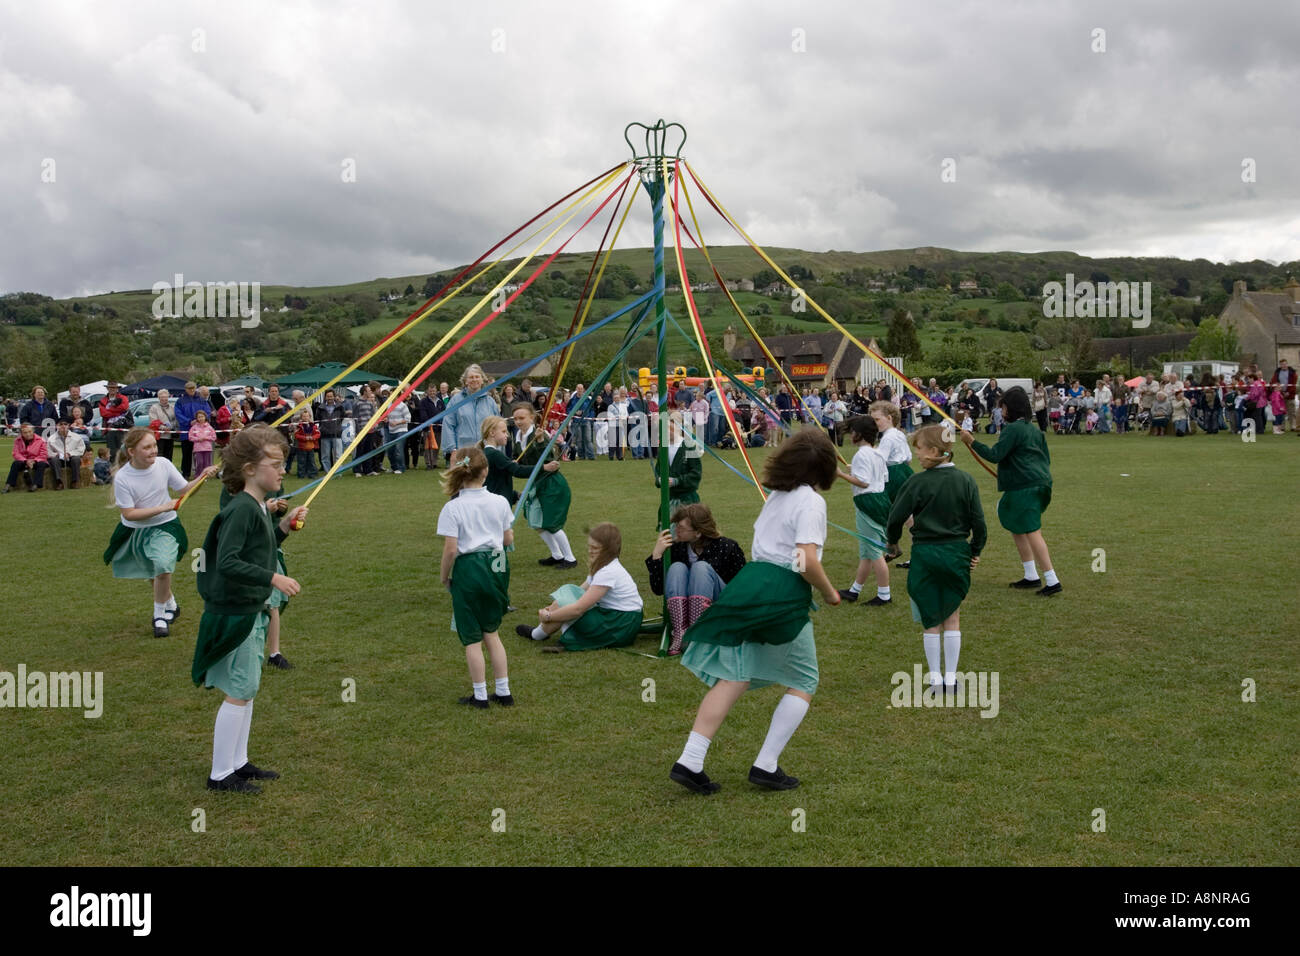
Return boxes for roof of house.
[728,331,860,378]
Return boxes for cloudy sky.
[2,0,1297,299]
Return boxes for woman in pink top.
[188,410,218,478]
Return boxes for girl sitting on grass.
[515,522,643,653]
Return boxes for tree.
[1186,316,1239,360]
[0,327,53,395]
[403,284,415,297]
[885,310,923,362]
[752,268,779,289]
[45,314,132,387]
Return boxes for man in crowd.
[98,382,130,461]
[315,388,346,473]
[1271,359,1297,433]
[46,418,86,490]
[175,381,207,478]
[568,384,595,460]
[59,384,94,427]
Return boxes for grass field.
[1,431,1296,866]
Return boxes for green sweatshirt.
[483,444,529,504]
[653,444,702,499]
[197,491,288,615]
[886,464,987,556]
[971,419,1052,492]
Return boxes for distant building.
[727,330,861,393]
[1218,278,1300,369]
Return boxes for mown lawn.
[1,430,1295,865]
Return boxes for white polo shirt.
[850,444,887,495]
[752,484,827,563]
[436,487,513,553]
[585,558,643,612]
[113,459,188,528]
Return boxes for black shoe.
[1009,578,1041,589]
[864,596,891,606]
[489,693,514,706]
[670,762,720,795]
[515,624,538,639]
[207,774,261,794]
[458,695,490,709]
[537,556,560,566]
[1036,582,1063,596]
[164,604,180,621]
[267,652,293,670]
[748,765,800,790]
[0,486,9,494]
[233,762,280,781]
[152,618,170,638]
[897,560,911,569]
[556,559,578,570]
[837,588,859,603]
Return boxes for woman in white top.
[516,522,643,652]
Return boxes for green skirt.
[885,461,914,503]
[997,484,1051,534]
[450,550,510,646]
[682,561,812,648]
[550,583,641,650]
[193,611,265,697]
[523,471,571,533]
[906,540,971,628]
[104,520,188,579]
[265,550,289,611]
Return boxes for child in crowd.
[961,386,1060,596]
[191,426,307,793]
[516,522,643,652]
[104,427,216,637]
[293,410,320,478]
[92,447,113,485]
[1269,385,1287,435]
[510,403,577,568]
[887,425,986,694]
[1085,408,1099,433]
[438,445,514,708]
[670,428,842,795]
[836,415,892,607]
[189,409,218,478]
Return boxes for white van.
[956,377,1035,400]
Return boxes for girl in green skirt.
[515,522,643,652]
[220,482,293,669]
[960,386,1061,596]
[478,414,559,508]
[670,427,843,795]
[105,426,216,638]
[191,426,307,793]
[510,403,577,569]
[438,445,515,708]
[886,425,986,695]
[835,416,893,606]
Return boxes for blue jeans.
[386,430,407,471]
[665,559,724,602]
[572,418,594,459]
[296,449,317,478]
[320,436,343,473]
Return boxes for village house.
[1218,278,1300,369]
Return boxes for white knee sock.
[530,624,548,640]
[472,681,488,701]
[942,630,961,684]
[233,699,254,769]
[924,633,941,684]
[754,694,810,772]
[1022,560,1039,581]
[538,531,563,560]
[494,677,511,697]
[877,585,891,600]
[551,530,576,562]
[211,701,244,781]
[678,730,711,773]
[1043,568,1059,586]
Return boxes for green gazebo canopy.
[273,362,400,390]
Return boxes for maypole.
[625,119,686,656]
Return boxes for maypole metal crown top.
[624,119,686,182]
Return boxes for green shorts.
[203,612,269,700]
[997,485,1052,534]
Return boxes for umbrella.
[1125,376,1145,388]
